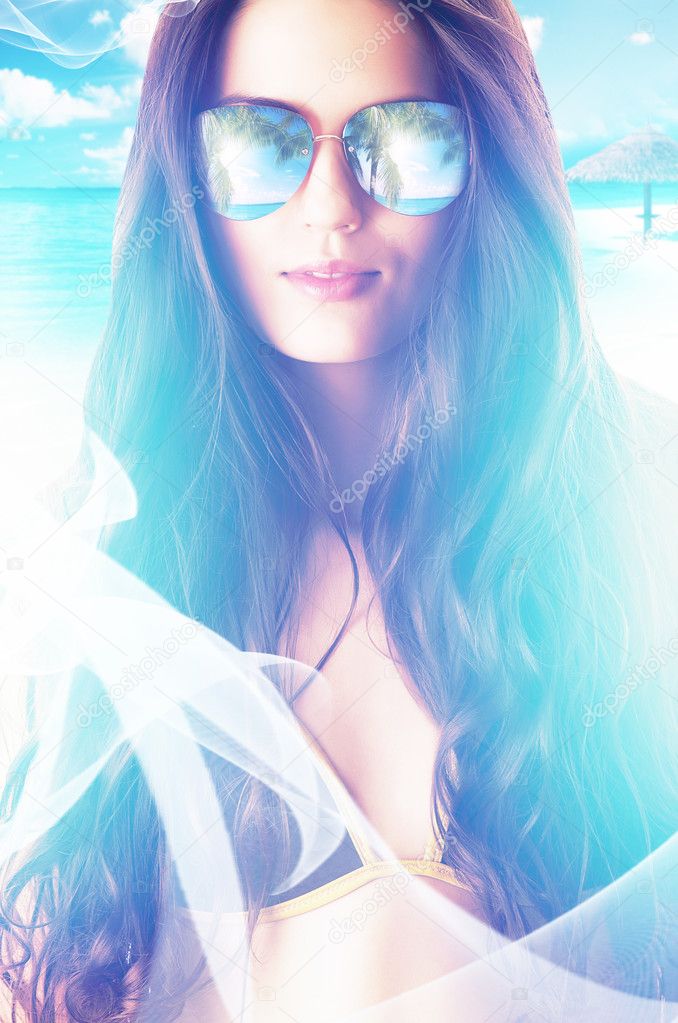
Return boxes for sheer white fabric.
[1,364,676,1022]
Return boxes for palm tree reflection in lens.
[194,101,470,219]
[195,105,312,219]
[345,102,470,213]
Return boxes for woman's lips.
[281,271,380,301]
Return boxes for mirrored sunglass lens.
[193,104,313,221]
[343,101,471,215]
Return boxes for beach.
[573,195,678,402]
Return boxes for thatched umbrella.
[565,128,678,238]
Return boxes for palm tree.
[195,102,469,214]
[344,105,403,206]
[195,105,311,212]
[344,102,468,209]
[399,102,468,168]
[274,111,314,165]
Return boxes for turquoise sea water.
[566,181,678,210]
[1,182,677,371]
[225,195,451,218]
[0,188,119,361]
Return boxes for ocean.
[1,181,677,400]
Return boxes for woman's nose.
[296,135,365,231]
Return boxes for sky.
[0,0,677,188]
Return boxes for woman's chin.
[264,336,388,364]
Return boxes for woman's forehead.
[201,0,446,128]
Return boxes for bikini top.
[174,717,471,925]
[249,716,472,922]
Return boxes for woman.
[2,0,677,1019]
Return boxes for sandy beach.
[574,201,678,403]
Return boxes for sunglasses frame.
[192,95,474,220]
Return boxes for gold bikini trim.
[178,717,463,925]
[179,858,472,925]
[256,858,472,921]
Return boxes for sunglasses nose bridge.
[300,132,352,165]
[309,132,350,158]
[303,131,359,190]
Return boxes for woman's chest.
[177,874,484,1023]
[282,530,446,861]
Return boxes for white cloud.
[521,16,544,53]
[80,131,97,141]
[0,68,108,128]
[629,30,653,45]
[556,126,578,145]
[653,98,678,124]
[0,68,141,129]
[119,4,161,68]
[80,125,134,183]
[80,77,142,111]
[555,115,610,146]
[89,9,112,26]
[7,124,31,140]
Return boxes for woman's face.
[201,0,455,363]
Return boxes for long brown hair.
[2,0,676,1018]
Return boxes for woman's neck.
[279,344,404,530]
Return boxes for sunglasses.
[192,98,473,221]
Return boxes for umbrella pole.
[643,181,652,239]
